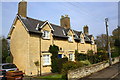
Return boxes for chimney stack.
[18,0,27,17]
[60,15,70,29]
[83,25,89,35]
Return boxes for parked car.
[0,63,18,80]
[0,63,18,72]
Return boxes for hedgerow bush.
[49,45,59,73]
[79,60,91,66]
[49,45,68,73]
[6,56,12,63]
[75,50,109,64]
[111,52,120,58]
[75,50,87,61]
[61,61,84,79]
[57,57,68,73]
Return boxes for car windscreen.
[2,64,17,69]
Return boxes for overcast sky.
[2,1,118,38]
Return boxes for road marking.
[108,71,120,80]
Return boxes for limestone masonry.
[8,1,97,75]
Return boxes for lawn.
[36,74,65,80]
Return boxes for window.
[68,35,73,42]
[81,37,84,43]
[62,30,66,35]
[91,40,94,44]
[74,34,78,39]
[58,54,62,58]
[43,54,50,65]
[42,30,50,39]
[69,53,74,61]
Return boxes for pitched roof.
[9,14,93,42]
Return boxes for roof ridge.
[73,29,82,33]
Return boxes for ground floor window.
[69,53,74,61]
[58,54,62,58]
[43,54,50,65]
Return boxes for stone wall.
[68,57,120,80]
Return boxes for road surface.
[80,62,120,80]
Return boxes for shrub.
[49,45,59,73]
[61,61,84,79]
[87,50,94,55]
[75,50,87,61]
[6,56,12,63]
[51,58,59,73]
[111,52,120,58]
[57,57,68,73]
[79,60,91,66]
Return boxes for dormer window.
[91,40,94,44]
[42,30,50,39]
[81,37,84,43]
[74,34,78,39]
[62,30,66,35]
[68,35,73,42]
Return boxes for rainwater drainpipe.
[39,33,42,76]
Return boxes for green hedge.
[79,60,91,66]
[61,61,84,79]
[6,56,12,63]
[75,50,87,61]
[75,50,109,64]
[111,52,120,58]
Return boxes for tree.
[95,34,114,53]
[112,27,120,56]
[1,36,9,63]
[112,27,120,40]
[95,34,108,51]
[95,27,120,58]
[49,45,59,73]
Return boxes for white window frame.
[68,35,73,42]
[42,30,50,39]
[81,37,84,43]
[69,53,74,61]
[43,54,51,66]
[91,40,94,44]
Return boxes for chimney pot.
[65,15,68,17]
[61,15,64,18]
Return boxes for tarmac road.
[80,62,120,80]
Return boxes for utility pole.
[118,25,120,62]
[105,18,112,66]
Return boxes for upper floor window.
[68,35,73,42]
[74,34,78,39]
[81,37,84,43]
[42,30,50,39]
[91,40,94,44]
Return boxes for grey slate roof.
[18,15,92,42]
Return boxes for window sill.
[68,41,73,43]
[81,43,84,44]
[42,38,50,40]
[43,64,51,67]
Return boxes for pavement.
[80,62,120,80]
